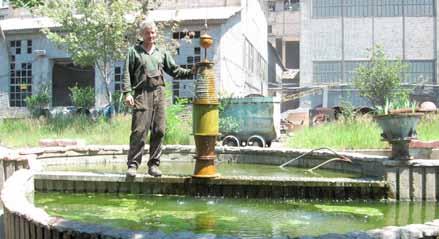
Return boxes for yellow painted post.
[192,33,220,178]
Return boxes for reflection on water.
[45,160,360,178]
[35,192,439,238]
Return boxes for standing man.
[122,20,193,177]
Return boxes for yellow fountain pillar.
[192,33,219,178]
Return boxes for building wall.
[219,13,245,97]
[300,0,437,109]
[344,18,372,60]
[158,0,241,9]
[266,0,301,69]
[240,0,268,96]
[0,32,70,117]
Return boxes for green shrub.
[112,91,128,114]
[164,98,192,145]
[69,85,95,109]
[353,46,408,109]
[25,89,50,118]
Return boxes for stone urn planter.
[374,112,423,160]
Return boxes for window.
[268,25,272,34]
[176,48,180,55]
[284,0,300,11]
[344,0,374,17]
[312,0,342,18]
[404,0,434,17]
[243,38,266,76]
[173,32,179,39]
[10,62,32,107]
[268,1,276,11]
[27,40,32,54]
[344,61,368,84]
[194,47,201,55]
[10,40,21,55]
[313,0,433,18]
[114,66,122,92]
[374,0,403,17]
[313,61,342,84]
[404,61,434,84]
[173,31,201,40]
[194,31,201,39]
[187,56,194,64]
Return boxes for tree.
[353,46,408,109]
[35,0,140,106]
[36,0,186,108]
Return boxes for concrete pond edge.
[2,144,439,238]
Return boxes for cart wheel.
[222,135,240,147]
[247,135,265,148]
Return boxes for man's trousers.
[127,86,166,168]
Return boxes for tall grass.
[417,113,439,141]
[0,103,193,147]
[287,114,439,150]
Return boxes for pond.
[35,192,438,238]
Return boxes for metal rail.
[279,147,352,168]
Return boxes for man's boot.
[148,165,162,177]
[126,165,137,177]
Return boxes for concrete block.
[128,182,140,194]
[64,180,74,192]
[399,167,411,201]
[74,181,85,193]
[96,182,107,193]
[24,220,29,239]
[86,181,96,193]
[43,227,51,239]
[424,167,436,201]
[19,216,24,239]
[411,167,424,201]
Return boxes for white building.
[152,0,269,101]
[0,0,271,118]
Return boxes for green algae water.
[35,192,439,238]
[45,161,360,178]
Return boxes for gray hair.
[139,19,157,32]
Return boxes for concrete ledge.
[14,144,389,177]
[34,172,388,200]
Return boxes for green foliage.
[35,0,139,103]
[164,97,192,145]
[286,113,439,149]
[69,85,95,109]
[338,100,356,122]
[375,95,417,115]
[417,113,439,141]
[25,87,50,117]
[287,116,387,149]
[218,97,240,134]
[112,91,128,114]
[10,0,42,8]
[353,46,408,109]
[314,205,383,217]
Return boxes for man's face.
[143,27,157,45]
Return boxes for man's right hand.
[125,94,134,107]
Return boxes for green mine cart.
[219,96,281,147]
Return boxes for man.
[122,20,193,177]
